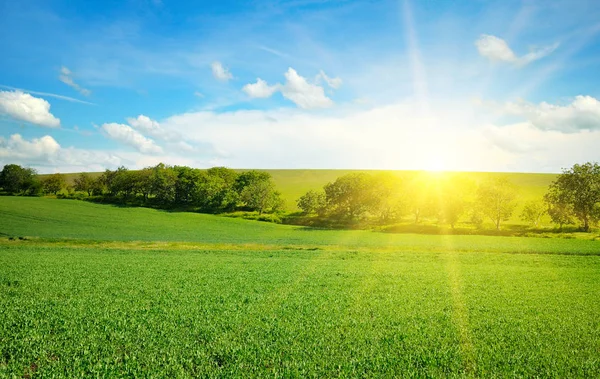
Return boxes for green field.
[2,197,600,377]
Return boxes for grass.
[1,244,599,377]
[2,197,600,252]
[1,196,600,377]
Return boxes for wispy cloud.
[59,66,92,96]
[0,85,95,105]
[211,61,233,81]
[475,34,559,67]
[315,70,342,89]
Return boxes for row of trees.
[3,161,600,231]
[296,162,600,231]
[75,164,284,214]
[0,164,284,214]
[296,172,518,229]
[0,164,67,196]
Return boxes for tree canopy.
[545,162,600,231]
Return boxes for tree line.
[296,162,600,231]
[2,161,600,231]
[0,163,284,215]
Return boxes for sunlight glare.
[424,154,448,173]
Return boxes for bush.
[224,211,282,224]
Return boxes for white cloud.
[475,34,558,66]
[240,68,335,109]
[0,134,60,160]
[242,78,279,98]
[0,90,61,127]
[159,101,509,171]
[501,96,600,132]
[101,122,163,154]
[482,123,600,172]
[211,61,233,81]
[5,96,600,174]
[126,115,182,143]
[126,114,160,134]
[315,70,343,89]
[280,68,333,109]
[0,134,123,172]
[59,66,92,96]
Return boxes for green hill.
[1,196,598,254]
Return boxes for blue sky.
[1,0,600,173]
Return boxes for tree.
[405,173,438,224]
[520,200,546,227]
[0,164,39,194]
[544,162,600,232]
[236,171,282,214]
[173,166,202,205]
[544,196,574,231]
[297,190,326,215]
[198,167,239,211]
[476,177,518,230]
[42,173,66,195]
[73,173,97,196]
[133,168,153,201]
[100,169,119,196]
[115,168,137,199]
[323,173,375,220]
[151,163,178,205]
[437,175,475,229]
[370,173,406,223]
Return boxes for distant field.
[43,169,558,216]
[1,197,599,252]
[2,197,599,377]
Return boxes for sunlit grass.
[1,244,599,377]
[1,196,600,376]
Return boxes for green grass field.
[2,197,600,377]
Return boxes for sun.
[423,154,449,173]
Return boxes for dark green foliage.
[41,173,66,195]
[51,164,279,215]
[132,168,153,201]
[296,190,326,215]
[73,173,97,196]
[236,171,283,214]
[173,165,203,205]
[0,164,40,195]
[149,163,178,205]
[198,167,239,211]
[545,162,600,231]
[323,173,375,220]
